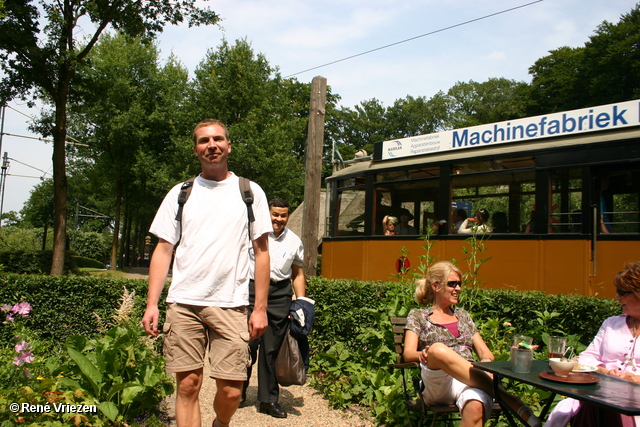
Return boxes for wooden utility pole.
[302,76,327,277]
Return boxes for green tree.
[186,39,311,204]
[68,33,190,269]
[583,5,640,105]
[0,0,220,274]
[385,95,441,138]
[325,98,389,166]
[527,46,588,114]
[20,179,54,229]
[0,211,20,227]
[528,4,640,114]
[439,78,529,129]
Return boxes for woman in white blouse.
[458,209,491,234]
[546,261,640,426]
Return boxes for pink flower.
[1,304,11,312]
[3,313,14,324]
[15,341,31,353]
[11,302,32,317]
[13,351,34,366]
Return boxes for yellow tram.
[321,100,640,297]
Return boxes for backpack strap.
[175,177,195,222]
[239,177,255,239]
[239,177,255,223]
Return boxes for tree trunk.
[50,98,69,275]
[110,181,122,271]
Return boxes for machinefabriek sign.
[380,99,640,161]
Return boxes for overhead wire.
[8,157,51,177]
[3,105,88,146]
[284,0,543,78]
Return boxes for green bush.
[462,288,621,347]
[68,230,111,263]
[0,226,51,251]
[307,277,414,354]
[0,274,166,345]
[0,273,622,426]
[0,291,173,425]
[0,250,79,274]
[307,277,621,426]
[73,255,106,269]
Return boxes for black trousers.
[247,279,293,403]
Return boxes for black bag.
[275,328,306,386]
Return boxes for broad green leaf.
[98,401,119,422]
[67,346,103,395]
[121,385,145,404]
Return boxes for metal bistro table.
[473,360,640,426]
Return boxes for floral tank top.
[406,306,478,362]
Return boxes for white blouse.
[579,314,640,373]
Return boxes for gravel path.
[124,269,376,427]
[165,360,377,427]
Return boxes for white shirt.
[579,314,640,373]
[268,227,304,282]
[458,218,491,234]
[150,173,272,307]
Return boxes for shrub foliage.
[307,276,621,426]
[0,272,622,426]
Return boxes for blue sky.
[1,0,637,215]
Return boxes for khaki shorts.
[163,303,250,381]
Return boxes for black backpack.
[174,176,255,237]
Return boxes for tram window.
[336,188,366,236]
[452,169,535,234]
[374,189,395,235]
[520,182,536,233]
[551,168,582,233]
[599,168,640,234]
[374,178,439,235]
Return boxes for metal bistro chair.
[391,317,501,427]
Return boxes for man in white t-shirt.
[142,119,272,427]
[244,198,306,418]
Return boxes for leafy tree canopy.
[528,4,640,114]
[0,0,220,274]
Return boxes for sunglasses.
[617,289,634,297]
[446,281,462,288]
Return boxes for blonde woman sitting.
[382,215,399,235]
[404,261,540,426]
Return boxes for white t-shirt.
[149,173,272,307]
[267,227,304,282]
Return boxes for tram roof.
[327,126,640,182]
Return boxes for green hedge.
[307,277,621,355]
[0,273,168,346]
[0,274,621,360]
[464,288,621,345]
[306,278,622,426]
[0,250,79,274]
[72,255,106,269]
